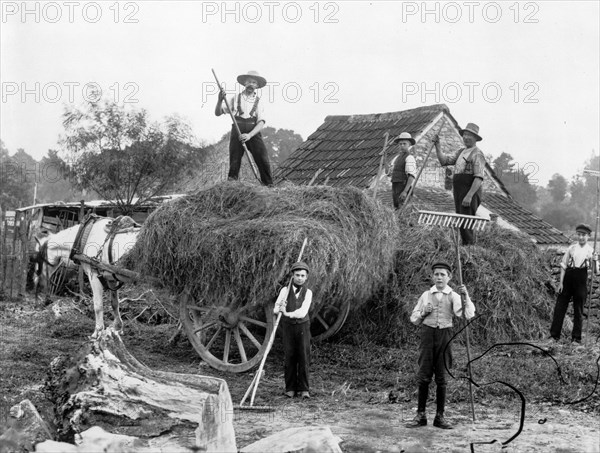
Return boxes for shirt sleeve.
[221,96,235,115]
[472,149,486,179]
[410,292,428,325]
[560,247,572,270]
[285,289,312,319]
[274,287,288,313]
[255,96,265,125]
[405,155,417,178]
[452,291,475,320]
[439,148,462,166]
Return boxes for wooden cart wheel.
[310,298,351,342]
[180,291,274,373]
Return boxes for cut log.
[44,328,236,452]
[240,426,343,453]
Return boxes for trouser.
[392,181,408,210]
[282,320,311,393]
[550,268,588,341]
[229,119,273,186]
[453,173,482,245]
[416,326,453,414]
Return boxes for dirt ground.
[1,295,599,452]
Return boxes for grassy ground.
[1,292,599,451]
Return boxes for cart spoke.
[239,322,262,349]
[240,315,267,328]
[316,313,329,330]
[193,320,217,334]
[223,330,231,363]
[233,327,247,363]
[205,325,222,350]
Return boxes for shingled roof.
[275,104,570,247]
[276,104,451,187]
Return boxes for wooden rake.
[417,210,489,422]
[238,237,309,411]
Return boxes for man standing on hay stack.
[406,261,475,430]
[388,132,417,210]
[434,123,487,245]
[215,70,274,186]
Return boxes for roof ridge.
[324,104,450,123]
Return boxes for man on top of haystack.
[433,123,487,245]
[215,70,273,186]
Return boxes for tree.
[261,127,303,165]
[0,142,36,209]
[492,152,538,211]
[547,173,568,203]
[60,99,204,214]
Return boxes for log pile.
[44,328,236,452]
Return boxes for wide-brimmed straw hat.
[237,70,267,88]
[392,132,416,145]
[459,123,482,141]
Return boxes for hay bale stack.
[346,214,557,346]
[126,182,399,315]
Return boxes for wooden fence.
[0,209,31,299]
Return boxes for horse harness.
[71,214,140,291]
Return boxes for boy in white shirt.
[274,262,313,398]
[550,224,596,343]
[406,261,475,430]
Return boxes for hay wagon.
[179,288,351,372]
[129,183,397,373]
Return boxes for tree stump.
[44,328,236,452]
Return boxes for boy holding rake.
[406,261,475,429]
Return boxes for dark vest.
[391,151,409,183]
[282,285,310,325]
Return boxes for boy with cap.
[406,261,475,429]
[215,70,273,186]
[388,132,417,210]
[549,224,596,343]
[274,261,313,398]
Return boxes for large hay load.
[344,215,557,347]
[127,182,399,371]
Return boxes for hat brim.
[392,137,416,145]
[576,228,592,235]
[237,74,267,88]
[460,129,482,142]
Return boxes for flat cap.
[431,261,452,273]
[291,261,310,273]
[576,224,592,235]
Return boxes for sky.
[1,0,599,186]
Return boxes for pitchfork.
[417,210,489,422]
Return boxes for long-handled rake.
[417,210,489,422]
[238,237,309,411]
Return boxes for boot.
[406,411,427,428]
[433,412,453,429]
[433,385,453,429]
[406,384,429,428]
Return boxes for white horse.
[34,217,140,338]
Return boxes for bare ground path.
[1,296,599,452]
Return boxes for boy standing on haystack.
[549,224,596,344]
[406,261,475,430]
[388,132,417,210]
[274,262,313,398]
[215,70,273,186]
